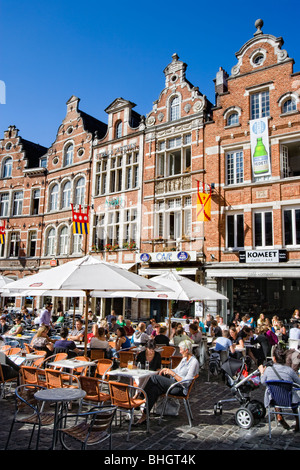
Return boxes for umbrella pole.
[84,290,91,357]
[72,299,76,330]
[168,300,172,337]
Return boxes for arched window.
[75,177,85,206]
[49,184,59,211]
[227,112,239,126]
[2,157,12,178]
[62,181,71,209]
[64,143,74,166]
[282,98,297,114]
[59,226,69,255]
[170,96,180,121]
[46,228,55,256]
[115,121,122,139]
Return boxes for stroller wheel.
[235,407,254,429]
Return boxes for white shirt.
[289,327,300,340]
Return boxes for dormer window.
[282,98,297,114]
[116,121,122,139]
[170,96,180,121]
[227,112,239,126]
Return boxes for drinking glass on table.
[128,361,133,370]
[145,361,149,371]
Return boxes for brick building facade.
[0,20,299,322]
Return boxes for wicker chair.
[94,359,113,380]
[90,349,105,361]
[45,368,80,389]
[57,405,117,450]
[159,346,176,367]
[119,351,135,368]
[79,376,111,410]
[109,380,149,441]
[7,347,22,356]
[5,384,55,450]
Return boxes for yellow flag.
[197,184,211,222]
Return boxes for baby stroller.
[213,356,266,429]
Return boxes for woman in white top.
[135,340,199,425]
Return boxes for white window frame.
[12,191,23,216]
[62,180,71,209]
[226,212,244,250]
[46,227,55,256]
[226,150,244,185]
[0,192,9,217]
[59,226,69,255]
[64,143,74,167]
[170,95,180,121]
[2,157,12,178]
[253,209,273,248]
[250,90,270,120]
[283,206,300,247]
[74,177,85,206]
[49,184,59,211]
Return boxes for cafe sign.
[239,250,287,264]
[137,251,196,263]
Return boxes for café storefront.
[206,249,300,324]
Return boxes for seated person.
[259,345,300,431]
[5,315,23,336]
[150,323,161,338]
[132,322,149,346]
[54,327,80,356]
[0,315,9,335]
[90,325,111,358]
[116,315,126,327]
[214,330,235,354]
[124,319,135,337]
[30,325,54,356]
[172,326,193,347]
[68,319,85,342]
[154,326,170,346]
[112,327,131,357]
[135,340,199,425]
[209,320,223,338]
[189,323,202,345]
[289,322,300,342]
[108,318,118,334]
[136,339,162,370]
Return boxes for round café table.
[34,387,86,449]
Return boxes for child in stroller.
[213,355,266,429]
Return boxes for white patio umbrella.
[0,274,14,290]
[110,270,228,334]
[4,255,173,354]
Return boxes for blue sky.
[1,0,299,147]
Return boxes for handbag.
[154,395,180,416]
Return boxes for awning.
[117,263,137,271]
[139,267,199,276]
[206,265,300,279]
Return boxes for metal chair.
[266,380,300,438]
[45,368,80,389]
[158,375,199,427]
[90,349,105,361]
[7,347,22,356]
[94,359,113,380]
[0,362,19,398]
[5,384,55,450]
[79,376,111,410]
[119,351,135,368]
[109,380,149,441]
[159,346,176,367]
[57,405,117,450]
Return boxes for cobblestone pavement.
[1,367,300,453]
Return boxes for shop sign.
[239,250,287,263]
[137,251,196,263]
